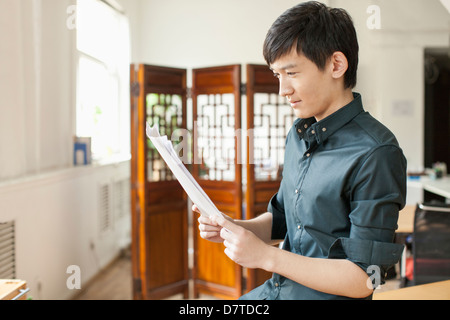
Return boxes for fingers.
[198,215,218,226]
[196,207,223,242]
[212,215,241,235]
[221,228,244,264]
[192,204,200,214]
[193,205,220,225]
[193,204,237,244]
[198,221,220,232]
[200,230,221,240]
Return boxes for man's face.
[270,48,339,122]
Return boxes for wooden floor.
[72,249,218,300]
[73,250,133,300]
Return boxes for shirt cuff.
[328,237,404,283]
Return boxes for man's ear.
[330,51,348,80]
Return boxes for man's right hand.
[193,204,226,243]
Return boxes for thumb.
[212,215,240,234]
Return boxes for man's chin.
[293,109,311,120]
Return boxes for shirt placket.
[293,126,315,255]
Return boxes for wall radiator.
[0,221,15,279]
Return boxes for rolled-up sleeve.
[328,238,404,279]
[328,145,407,284]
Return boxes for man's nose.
[278,78,294,98]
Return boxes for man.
[194,1,406,300]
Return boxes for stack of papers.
[146,123,223,219]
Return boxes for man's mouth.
[290,100,301,107]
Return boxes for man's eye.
[287,72,297,77]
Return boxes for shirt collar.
[295,92,364,144]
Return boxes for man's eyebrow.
[270,63,298,71]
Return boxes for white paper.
[146,123,223,219]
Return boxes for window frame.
[74,0,130,163]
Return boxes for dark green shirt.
[241,93,407,300]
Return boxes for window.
[76,0,130,161]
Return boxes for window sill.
[0,154,130,195]
[91,153,131,167]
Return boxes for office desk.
[373,280,450,300]
[400,176,450,233]
[0,279,29,300]
[399,176,450,232]
[422,177,450,199]
[408,176,450,202]
[397,205,415,234]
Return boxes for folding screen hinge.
[131,82,140,97]
[133,277,142,293]
[240,83,247,95]
[186,87,192,99]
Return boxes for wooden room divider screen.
[130,64,189,300]
[191,65,243,299]
[130,63,292,300]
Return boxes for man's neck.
[315,89,354,122]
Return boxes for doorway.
[424,48,450,201]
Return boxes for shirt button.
[297,224,301,230]
[306,153,311,157]
[275,282,279,287]
[322,127,327,132]
[311,130,315,135]
[295,189,299,194]
[297,129,302,134]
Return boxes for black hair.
[263,1,359,89]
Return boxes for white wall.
[0,0,75,181]
[133,0,309,81]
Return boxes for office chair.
[412,202,450,285]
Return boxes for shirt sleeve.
[268,191,287,240]
[327,144,407,285]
